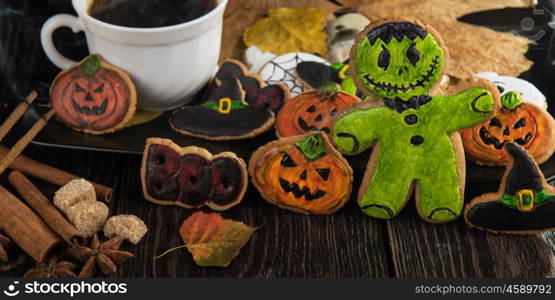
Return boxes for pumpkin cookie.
[465,143,555,234]
[275,82,360,137]
[249,133,353,215]
[331,18,500,223]
[170,60,287,141]
[474,72,547,109]
[461,92,555,166]
[141,138,247,211]
[50,54,137,135]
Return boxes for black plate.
[2,1,555,182]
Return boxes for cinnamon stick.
[0,185,62,262]
[0,108,55,174]
[8,171,79,244]
[0,91,37,142]
[0,145,113,202]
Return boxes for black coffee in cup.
[88,0,218,28]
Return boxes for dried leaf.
[179,212,256,267]
[358,0,534,78]
[221,0,340,61]
[243,7,329,57]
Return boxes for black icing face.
[353,22,445,100]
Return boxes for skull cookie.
[332,18,500,223]
[141,138,248,211]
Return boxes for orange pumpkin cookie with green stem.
[461,91,555,166]
[275,82,360,137]
[50,54,137,135]
[249,133,353,215]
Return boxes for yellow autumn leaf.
[243,7,328,57]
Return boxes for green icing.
[80,55,101,77]
[318,82,341,96]
[331,21,495,222]
[295,134,326,161]
[202,99,248,112]
[501,91,523,110]
[498,190,553,208]
[340,76,358,96]
[354,34,444,101]
[330,63,346,72]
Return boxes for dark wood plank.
[0,146,389,278]
[387,181,555,278]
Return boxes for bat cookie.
[465,143,555,234]
[331,18,500,223]
[50,54,137,135]
[249,133,353,215]
[140,138,247,211]
[461,91,555,166]
[170,60,288,140]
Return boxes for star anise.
[23,257,77,278]
[68,234,133,278]
[0,233,12,262]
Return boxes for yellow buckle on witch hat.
[517,189,535,212]
[217,97,232,114]
[338,65,349,80]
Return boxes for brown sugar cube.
[103,215,147,244]
[53,179,96,213]
[66,201,109,238]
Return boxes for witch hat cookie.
[464,142,555,234]
[170,78,275,141]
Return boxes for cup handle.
[40,14,84,69]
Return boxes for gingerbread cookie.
[259,53,329,97]
[141,138,247,211]
[465,143,555,234]
[295,61,366,99]
[249,133,353,215]
[50,54,136,135]
[275,82,360,137]
[170,60,287,140]
[331,19,500,223]
[461,91,555,166]
[475,72,547,109]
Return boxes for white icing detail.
[474,72,547,109]
[259,53,329,97]
[244,46,277,73]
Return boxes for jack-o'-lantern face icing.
[140,138,247,211]
[50,54,136,134]
[276,82,360,137]
[353,22,445,100]
[461,92,555,166]
[249,133,353,215]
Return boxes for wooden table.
[0,144,551,278]
[0,0,554,278]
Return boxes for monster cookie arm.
[331,106,383,154]
[438,86,498,132]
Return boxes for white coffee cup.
[41,0,227,111]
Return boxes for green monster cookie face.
[354,22,445,100]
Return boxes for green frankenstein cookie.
[332,18,500,222]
